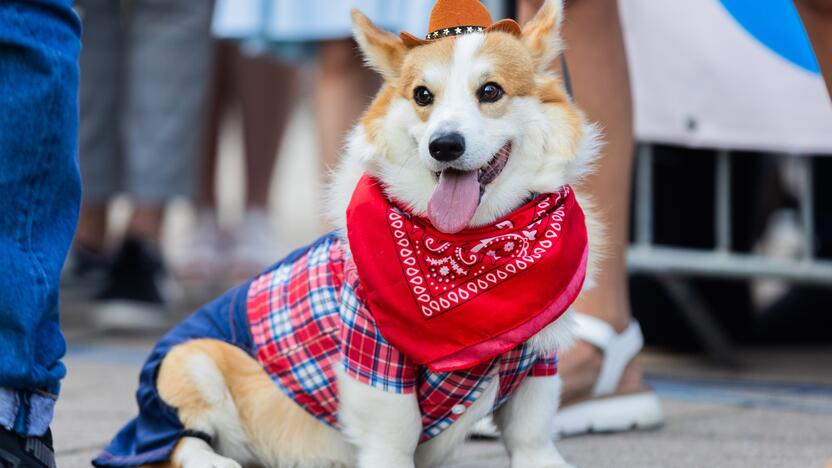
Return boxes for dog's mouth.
[428,142,512,234]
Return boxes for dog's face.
[349,0,595,233]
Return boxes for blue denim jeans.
[0,0,81,437]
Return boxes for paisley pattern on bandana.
[387,189,573,320]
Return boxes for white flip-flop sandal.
[554,313,663,437]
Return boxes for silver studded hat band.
[425,25,485,40]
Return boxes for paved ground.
[53,325,832,468]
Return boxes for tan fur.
[522,0,563,69]
[575,195,607,285]
[480,33,536,98]
[139,462,175,468]
[350,10,408,80]
[534,77,568,105]
[153,340,349,468]
[538,96,584,161]
[360,84,398,141]
[397,39,456,122]
[398,39,456,91]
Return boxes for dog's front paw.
[181,452,243,468]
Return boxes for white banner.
[620,0,832,154]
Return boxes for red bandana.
[346,175,588,372]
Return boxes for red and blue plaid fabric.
[247,234,557,441]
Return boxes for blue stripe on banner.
[718,0,820,74]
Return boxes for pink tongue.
[428,169,481,234]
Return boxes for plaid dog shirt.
[247,234,558,441]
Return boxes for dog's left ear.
[352,9,408,81]
[522,0,565,72]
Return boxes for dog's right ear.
[522,0,564,72]
[352,9,408,81]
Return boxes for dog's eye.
[477,82,504,103]
[414,86,434,107]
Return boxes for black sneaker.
[92,238,175,331]
[61,245,110,301]
[0,427,56,468]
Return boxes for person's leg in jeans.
[93,0,213,327]
[520,0,657,424]
[0,0,81,464]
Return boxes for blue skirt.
[212,0,434,43]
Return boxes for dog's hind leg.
[155,339,254,468]
[156,338,353,467]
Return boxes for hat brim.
[400,18,522,48]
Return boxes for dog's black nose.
[429,133,466,162]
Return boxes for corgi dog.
[96,1,602,467]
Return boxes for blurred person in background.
[517,0,830,436]
[517,0,664,434]
[212,0,433,181]
[0,0,80,465]
[69,0,213,329]
[757,0,832,341]
[175,41,299,284]
[176,1,433,282]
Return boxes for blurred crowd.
[63,0,832,349]
[65,0,437,330]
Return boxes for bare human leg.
[795,0,832,99]
[126,205,166,243]
[76,203,109,252]
[520,0,644,404]
[195,41,299,212]
[195,40,229,214]
[233,45,299,209]
[314,39,381,177]
[184,41,300,282]
[230,44,300,278]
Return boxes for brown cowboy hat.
[400,0,522,48]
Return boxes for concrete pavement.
[52,330,832,468]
